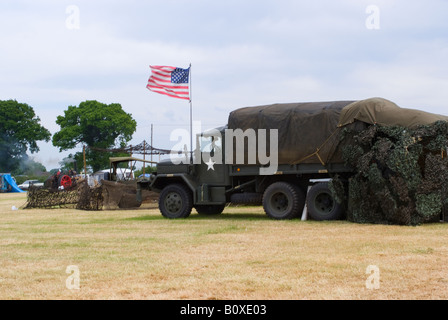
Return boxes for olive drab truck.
[136,98,448,220]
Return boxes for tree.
[52,100,137,172]
[0,100,51,173]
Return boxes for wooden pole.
[83,145,87,179]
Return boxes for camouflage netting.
[24,179,103,210]
[24,186,80,209]
[102,180,141,209]
[332,121,448,225]
[25,179,158,210]
[77,180,103,210]
[101,180,158,209]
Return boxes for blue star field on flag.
[171,68,190,83]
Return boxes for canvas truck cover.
[227,100,355,165]
[227,97,448,166]
[338,97,448,129]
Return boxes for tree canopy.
[0,100,51,173]
[52,100,137,172]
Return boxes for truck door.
[196,132,227,185]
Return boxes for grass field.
[1,192,448,300]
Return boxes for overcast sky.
[1,0,448,170]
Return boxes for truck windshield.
[199,135,222,154]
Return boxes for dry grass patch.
[1,192,448,299]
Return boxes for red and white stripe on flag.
[146,65,190,100]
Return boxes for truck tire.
[306,182,344,220]
[159,184,193,219]
[262,182,305,220]
[195,204,225,215]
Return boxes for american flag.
[146,65,190,100]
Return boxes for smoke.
[15,155,47,175]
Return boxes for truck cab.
[139,127,230,217]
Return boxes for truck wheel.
[159,184,193,219]
[195,205,225,215]
[263,182,305,220]
[306,182,344,220]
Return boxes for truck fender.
[150,173,198,195]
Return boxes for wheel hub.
[165,192,182,213]
[271,192,289,212]
[315,193,334,213]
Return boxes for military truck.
[137,98,448,220]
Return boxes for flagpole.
[189,63,193,164]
